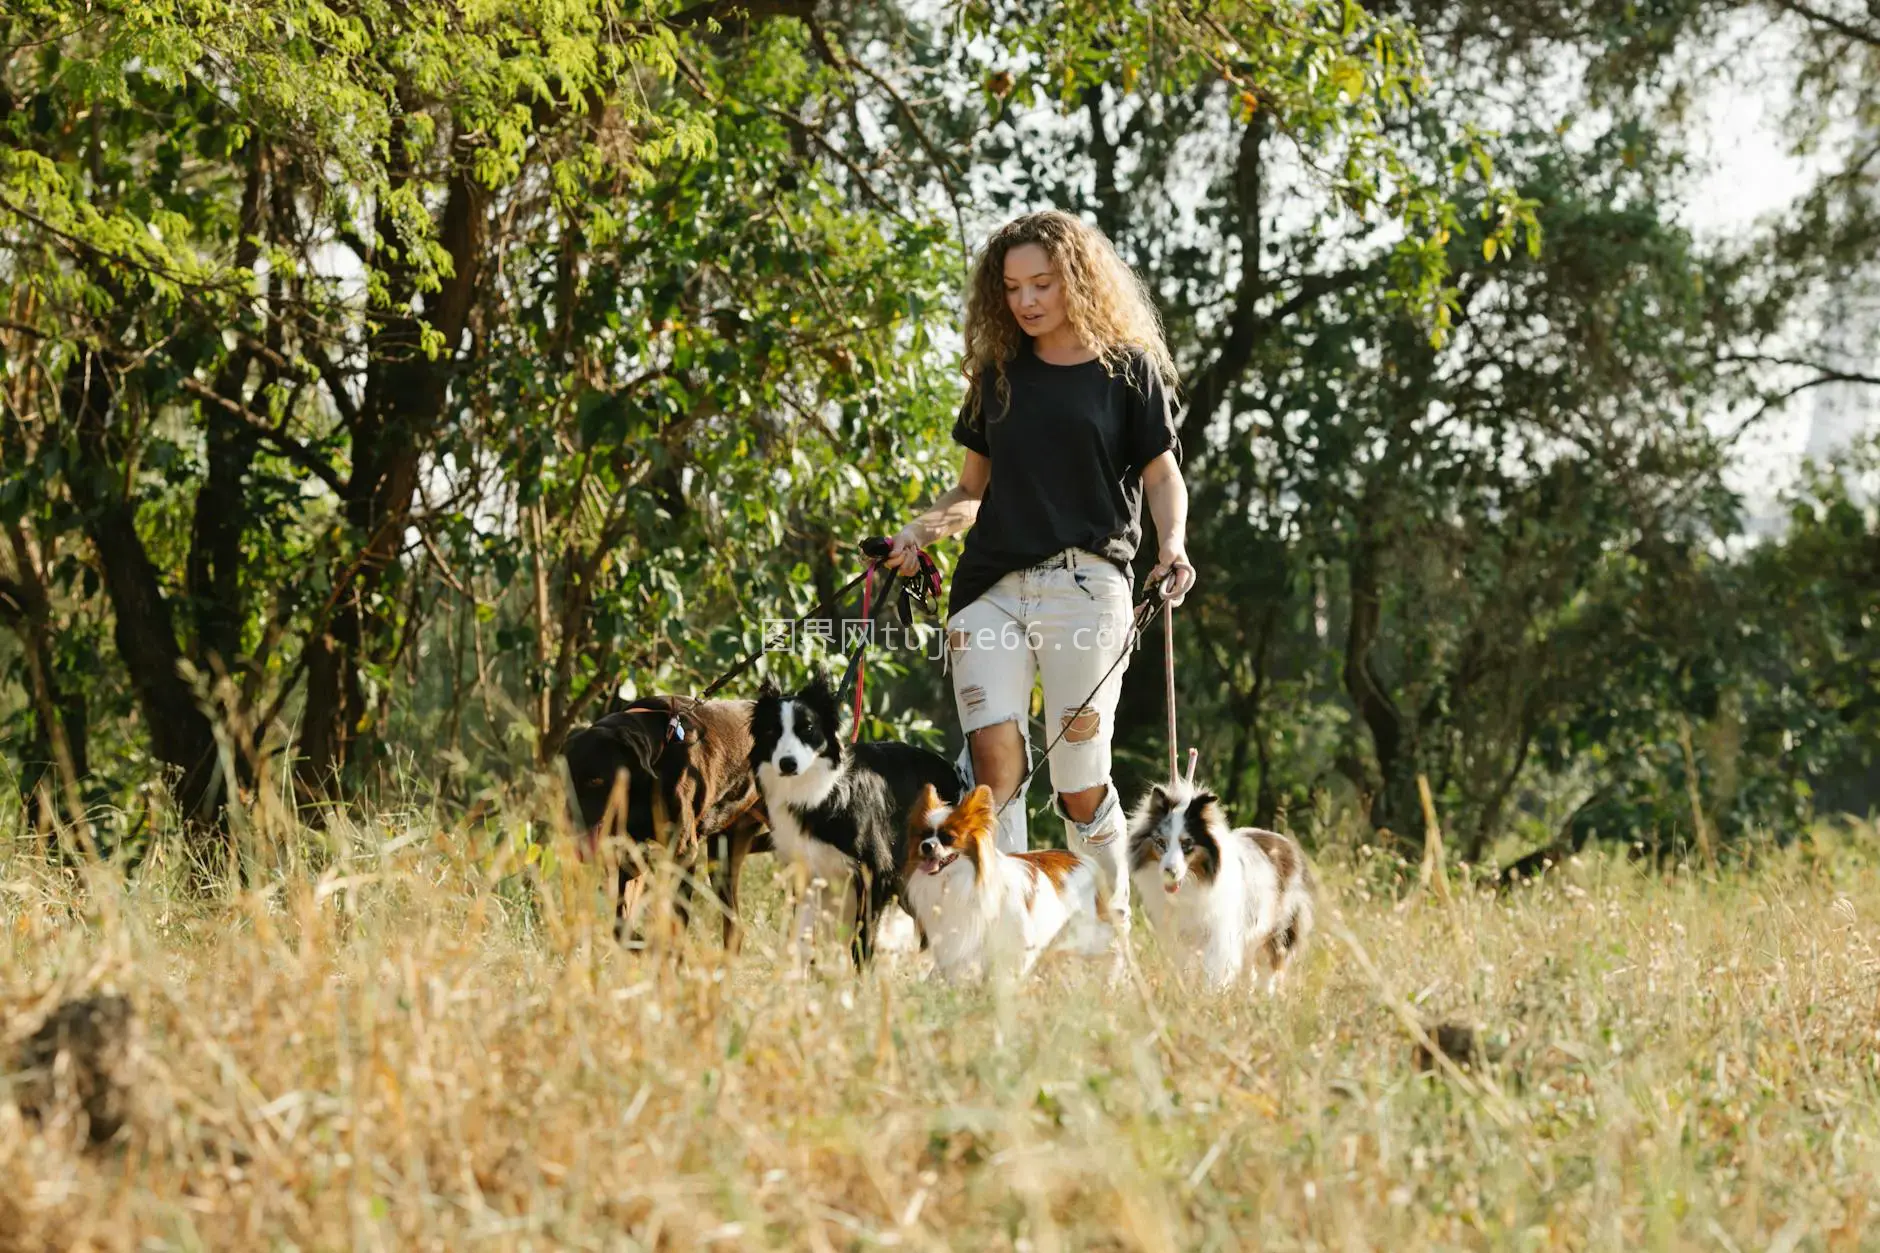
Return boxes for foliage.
[0,0,1872,866]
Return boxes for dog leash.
[1162,594,1202,789]
[663,537,940,745]
[990,571,1180,825]
[1162,597,1201,789]
[835,536,943,742]
[1164,594,1179,783]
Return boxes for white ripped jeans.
[943,547,1136,925]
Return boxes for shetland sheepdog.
[903,783,1114,983]
[748,674,963,968]
[1127,782,1315,992]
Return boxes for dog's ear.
[953,783,995,829]
[801,669,843,731]
[1147,782,1170,813]
[1191,788,1219,814]
[756,674,781,700]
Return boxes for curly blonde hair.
[962,210,1179,423]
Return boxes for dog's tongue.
[922,857,946,876]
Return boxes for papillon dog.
[903,783,1114,983]
[1127,782,1315,992]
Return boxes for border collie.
[748,673,964,968]
[1127,782,1315,992]
[904,783,1113,983]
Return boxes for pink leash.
[853,562,875,743]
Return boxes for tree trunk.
[65,350,223,827]
[2,528,89,834]
[1343,506,1417,845]
[297,153,487,798]
[184,146,266,676]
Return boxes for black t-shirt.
[946,341,1181,619]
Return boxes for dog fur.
[748,673,963,969]
[562,696,770,949]
[903,783,1112,983]
[1127,781,1315,992]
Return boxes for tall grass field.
[5,805,1879,1251]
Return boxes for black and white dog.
[749,673,964,968]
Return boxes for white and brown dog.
[1128,782,1314,992]
[903,783,1114,983]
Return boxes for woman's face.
[1003,243,1066,340]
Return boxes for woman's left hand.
[1147,543,1196,607]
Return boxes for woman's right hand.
[885,525,925,576]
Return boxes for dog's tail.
[601,706,682,869]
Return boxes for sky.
[1673,16,1877,521]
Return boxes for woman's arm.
[1142,451,1196,606]
[887,450,989,573]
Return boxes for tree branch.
[303,341,363,428]
[819,19,970,269]
[668,0,815,28]
[1719,351,1880,387]
[756,103,910,222]
[1770,0,1880,46]
[1084,85,1125,241]
[180,376,347,494]
[1179,113,1267,457]
[0,192,251,302]
[1180,258,1377,457]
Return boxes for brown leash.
[1164,595,1178,783]
[1163,593,1199,789]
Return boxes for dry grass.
[5,808,1880,1251]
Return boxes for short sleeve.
[1126,353,1181,472]
[951,387,990,456]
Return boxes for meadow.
[5,803,1880,1253]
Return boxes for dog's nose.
[921,837,939,858]
[777,755,797,775]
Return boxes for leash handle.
[1154,565,1187,785]
[862,533,943,606]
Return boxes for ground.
[3,811,1878,1251]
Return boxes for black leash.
[658,538,941,744]
[698,569,863,701]
[989,576,1177,824]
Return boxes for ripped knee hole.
[1060,706,1101,743]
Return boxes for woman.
[885,209,1195,937]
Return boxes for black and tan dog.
[562,696,771,949]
